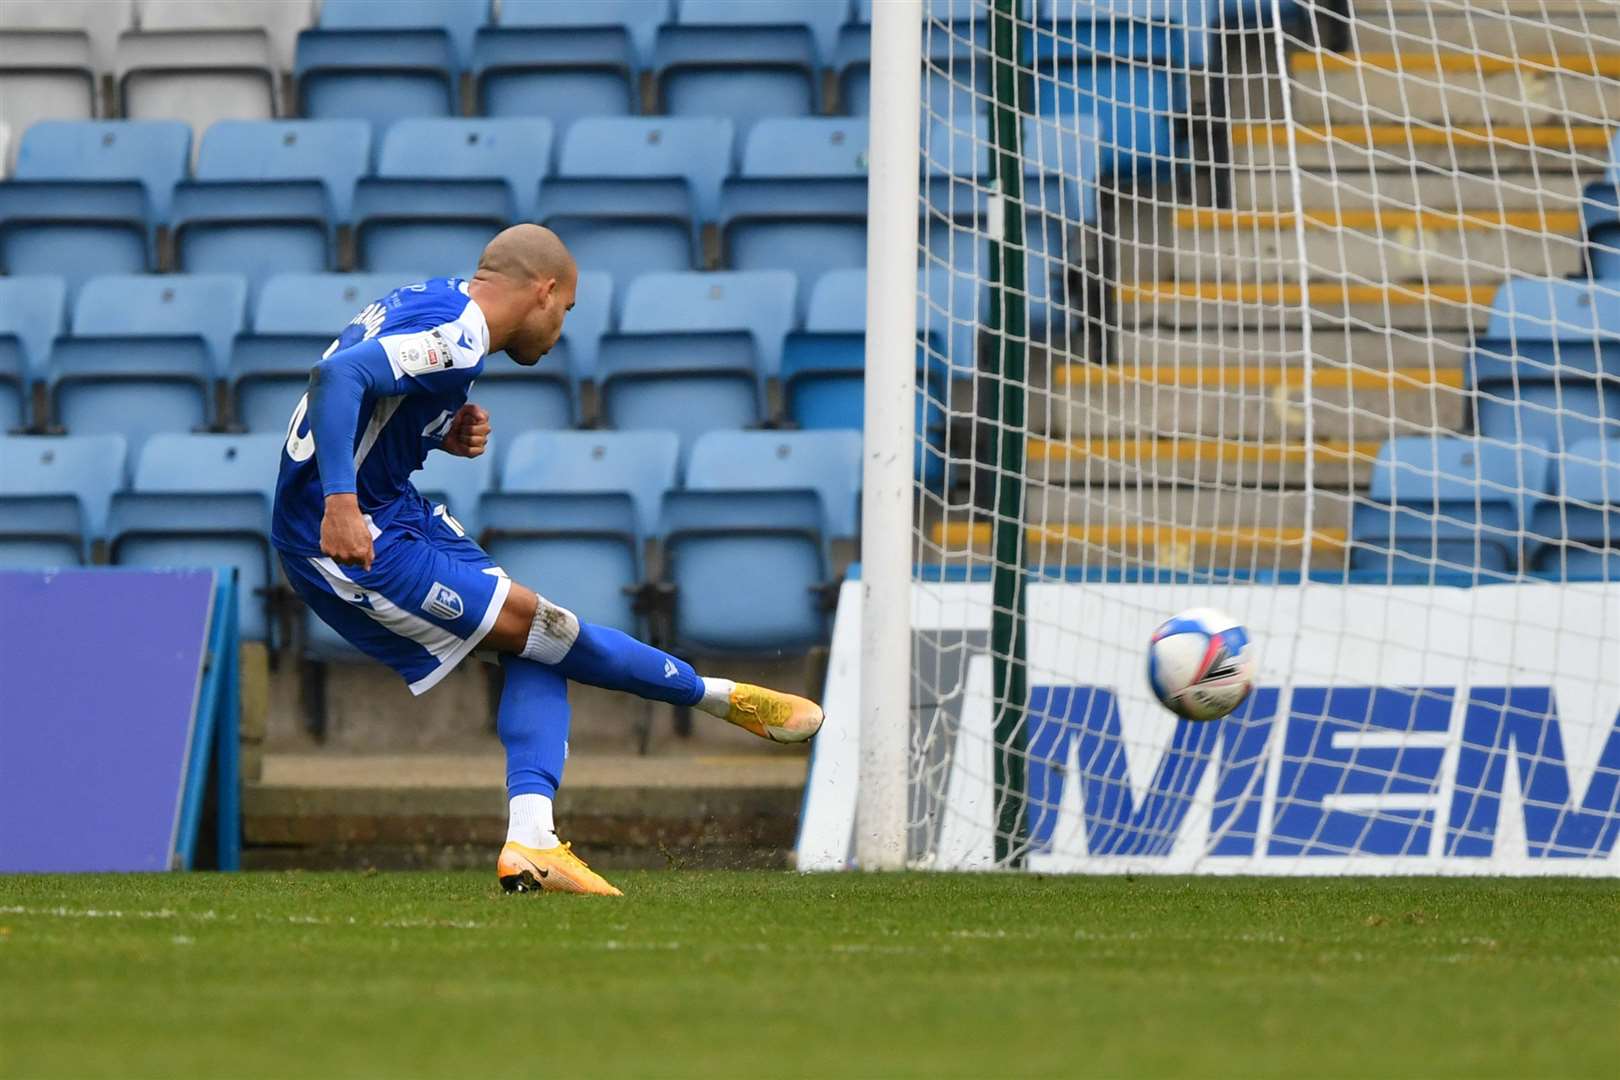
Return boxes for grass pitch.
[1,872,1616,1078]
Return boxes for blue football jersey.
[271,277,490,555]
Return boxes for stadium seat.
[0,349,25,432]
[294,28,458,129]
[1529,437,1620,578]
[231,272,417,431]
[473,27,637,134]
[319,0,489,68]
[677,0,848,65]
[687,430,862,540]
[114,30,278,138]
[137,0,315,72]
[134,432,283,502]
[595,331,762,461]
[0,433,127,543]
[653,25,818,136]
[471,344,575,462]
[721,119,868,306]
[619,270,798,375]
[833,24,870,115]
[0,275,67,430]
[498,0,668,70]
[415,439,496,538]
[1470,278,1620,452]
[560,271,614,387]
[0,31,97,153]
[3,121,189,293]
[108,490,274,640]
[192,119,371,222]
[0,493,85,567]
[0,0,133,72]
[659,488,829,652]
[50,275,247,456]
[171,179,332,299]
[557,117,735,224]
[482,430,681,632]
[377,118,554,222]
[1352,437,1554,579]
[352,178,514,277]
[538,179,698,302]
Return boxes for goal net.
[802,0,1620,874]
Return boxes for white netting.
[899,0,1620,873]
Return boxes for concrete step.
[1114,280,1492,332]
[243,751,808,870]
[1231,120,1610,173]
[1230,167,1590,213]
[1117,207,1584,283]
[1109,326,1471,370]
[1029,361,1467,444]
[1027,436,1380,488]
[1343,3,1620,59]
[1292,51,1620,127]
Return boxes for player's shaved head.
[476,223,575,286]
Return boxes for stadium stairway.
[977,0,1618,574]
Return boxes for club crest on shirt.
[422,581,464,621]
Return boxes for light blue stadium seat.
[484,430,681,632]
[378,118,553,221]
[595,332,762,461]
[0,276,65,426]
[499,0,669,70]
[845,10,993,118]
[108,490,273,641]
[1470,278,1620,452]
[3,121,189,293]
[742,118,869,178]
[1036,1,1213,69]
[0,494,84,568]
[561,271,614,386]
[1026,29,1186,178]
[73,273,246,372]
[620,270,797,376]
[193,119,372,222]
[1582,131,1620,276]
[171,180,331,300]
[677,0,848,66]
[834,25,870,115]
[687,430,862,540]
[232,272,427,432]
[1529,437,1620,579]
[557,116,735,224]
[1352,437,1554,580]
[295,29,457,129]
[471,341,574,462]
[653,25,818,135]
[135,432,283,502]
[659,489,828,652]
[352,178,514,277]
[537,178,698,302]
[319,0,489,68]
[0,434,127,547]
[473,27,637,134]
[415,439,495,537]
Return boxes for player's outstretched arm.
[307,342,397,569]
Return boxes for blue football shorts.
[279,496,512,695]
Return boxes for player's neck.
[466,278,518,353]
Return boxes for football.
[1147,608,1258,721]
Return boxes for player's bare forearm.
[320,492,374,570]
[441,403,491,458]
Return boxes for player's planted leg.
[495,656,621,896]
[490,586,824,743]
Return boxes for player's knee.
[516,592,581,666]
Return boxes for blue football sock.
[497,656,570,799]
[548,621,705,707]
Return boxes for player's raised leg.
[484,581,825,744]
[495,657,621,896]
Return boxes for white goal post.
[829,0,1620,876]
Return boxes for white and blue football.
[1147,608,1257,722]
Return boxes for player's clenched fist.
[442,403,491,458]
[321,492,375,570]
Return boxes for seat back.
[806,268,865,331]
[687,430,861,539]
[541,179,698,302]
[0,493,84,567]
[677,0,848,64]
[196,119,371,222]
[473,27,636,134]
[12,119,190,218]
[0,31,96,156]
[561,270,614,384]
[414,443,494,534]
[139,0,314,71]
[114,29,276,137]
[0,433,127,535]
[654,25,817,134]
[352,178,513,276]
[557,116,734,221]
[74,273,246,371]
[256,272,417,336]
[499,0,668,68]
[377,117,553,220]
[319,0,488,67]
[294,28,457,128]
[479,491,642,632]
[742,117,868,178]
[595,333,761,462]
[0,0,133,71]
[135,432,284,501]
[227,334,327,432]
[620,270,797,375]
[719,178,867,305]
[502,429,680,537]
[0,275,67,376]
[48,338,213,460]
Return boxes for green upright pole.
[984,0,1029,867]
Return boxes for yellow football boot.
[725,683,824,743]
[497,840,623,897]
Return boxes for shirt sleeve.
[306,320,484,497]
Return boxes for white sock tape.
[520,594,580,666]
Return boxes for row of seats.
[0,428,863,652]
[1353,435,1620,579]
[0,269,910,465]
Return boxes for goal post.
[827,0,1620,876]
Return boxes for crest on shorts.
[422,581,464,621]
